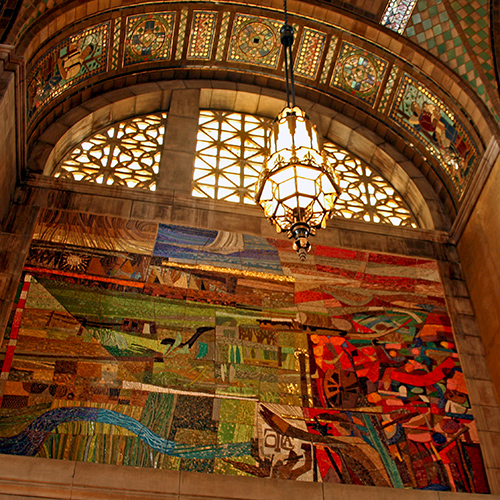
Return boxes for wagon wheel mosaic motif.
[323,368,360,408]
[342,54,377,93]
[124,13,175,65]
[54,113,167,190]
[228,16,282,67]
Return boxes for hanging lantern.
[255,106,340,261]
[254,11,340,261]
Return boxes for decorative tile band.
[378,65,399,114]
[215,12,232,61]
[187,11,217,60]
[319,35,338,85]
[294,27,327,80]
[27,22,110,121]
[175,9,189,59]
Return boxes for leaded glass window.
[323,143,417,227]
[192,110,272,204]
[53,113,167,191]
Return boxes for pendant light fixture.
[254,0,341,261]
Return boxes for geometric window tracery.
[323,142,418,227]
[53,113,167,191]
[192,111,419,228]
[192,110,272,204]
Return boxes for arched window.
[192,111,417,227]
[53,113,167,190]
[52,109,417,228]
[192,110,272,204]
[324,143,417,227]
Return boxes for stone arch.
[32,82,446,231]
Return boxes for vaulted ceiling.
[2,0,499,224]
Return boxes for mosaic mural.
[390,74,479,196]
[331,43,388,106]
[0,210,489,492]
[228,15,282,68]
[27,23,109,120]
[124,13,175,66]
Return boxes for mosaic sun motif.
[228,15,282,68]
[187,11,217,60]
[0,211,490,492]
[27,23,109,121]
[390,74,479,197]
[124,13,175,66]
[331,42,387,105]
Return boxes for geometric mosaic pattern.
[53,113,167,191]
[187,11,217,59]
[124,13,175,66]
[175,9,189,59]
[228,15,282,68]
[331,42,388,105]
[381,0,418,34]
[405,0,493,112]
[294,28,327,80]
[451,0,496,87]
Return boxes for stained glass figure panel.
[53,113,167,191]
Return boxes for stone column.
[0,44,25,225]
[157,88,200,194]
[437,244,500,493]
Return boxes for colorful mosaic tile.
[390,73,479,196]
[294,28,327,80]
[405,0,492,109]
[27,22,110,121]
[228,15,282,68]
[381,0,418,34]
[124,13,175,66]
[331,42,387,105]
[111,18,121,71]
[175,9,189,60]
[378,65,400,113]
[0,213,490,493]
[319,36,338,85]
[187,11,217,60]
[451,0,496,87]
[215,12,232,61]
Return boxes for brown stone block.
[0,455,75,499]
[169,89,200,117]
[158,150,195,193]
[477,430,500,469]
[72,461,180,497]
[180,470,322,500]
[324,482,438,500]
[163,116,199,153]
[468,379,500,408]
